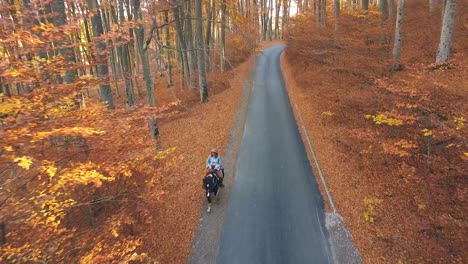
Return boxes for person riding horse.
[206,148,224,187]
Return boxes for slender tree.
[163,11,174,87]
[363,0,369,10]
[174,6,193,89]
[392,0,404,70]
[195,0,208,102]
[334,0,340,32]
[429,0,438,12]
[86,0,114,109]
[436,0,457,64]
[220,0,227,71]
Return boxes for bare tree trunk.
[429,0,438,12]
[195,0,208,102]
[334,0,340,32]
[363,0,369,10]
[380,0,388,23]
[316,0,322,24]
[185,0,197,80]
[392,0,404,70]
[268,0,273,40]
[388,0,395,23]
[220,0,227,71]
[205,0,214,71]
[274,0,281,39]
[174,6,193,89]
[51,0,77,83]
[86,0,114,109]
[436,0,457,64]
[133,0,154,107]
[163,12,174,87]
[282,0,288,38]
[118,0,134,107]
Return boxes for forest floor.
[281,3,467,263]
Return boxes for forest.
[0,0,466,262]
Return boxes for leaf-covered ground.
[281,2,467,263]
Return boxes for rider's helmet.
[211,148,218,154]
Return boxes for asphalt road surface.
[217,44,333,264]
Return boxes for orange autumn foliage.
[283,1,467,263]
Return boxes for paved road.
[217,44,333,264]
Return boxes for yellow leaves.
[0,94,22,118]
[454,116,465,130]
[363,197,383,223]
[52,162,115,191]
[111,229,119,238]
[418,203,426,210]
[32,127,106,142]
[154,147,177,160]
[48,97,76,116]
[322,111,335,116]
[4,146,13,152]
[14,156,33,170]
[365,114,404,126]
[40,162,57,178]
[32,22,55,32]
[2,68,21,78]
[421,128,433,137]
[382,140,417,157]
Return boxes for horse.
[203,172,220,213]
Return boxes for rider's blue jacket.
[206,155,222,170]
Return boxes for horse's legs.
[207,203,211,213]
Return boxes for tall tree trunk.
[133,0,154,106]
[429,0,438,12]
[86,0,114,109]
[185,0,197,80]
[334,0,340,32]
[380,0,388,22]
[118,0,134,106]
[392,0,404,69]
[174,6,193,89]
[51,0,77,83]
[205,0,214,71]
[436,0,457,64]
[321,0,327,25]
[363,0,369,10]
[316,0,322,24]
[195,0,208,102]
[220,0,227,71]
[274,0,281,38]
[163,12,174,87]
[388,0,395,23]
[281,0,287,37]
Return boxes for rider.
[206,148,224,187]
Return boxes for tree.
[86,0,115,109]
[174,6,193,89]
[436,0,457,64]
[220,0,227,71]
[380,0,388,22]
[392,0,404,70]
[195,0,208,102]
[430,0,438,12]
[363,0,369,10]
[388,0,395,22]
[163,11,174,87]
[334,0,340,32]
